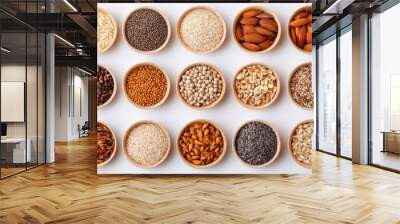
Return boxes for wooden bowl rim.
[123,120,171,168]
[123,62,171,109]
[232,119,281,168]
[176,62,226,110]
[232,6,282,53]
[287,62,314,110]
[176,119,227,169]
[176,6,227,54]
[287,5,312,54]
[97,7,118,54]
[288,119,314,169]
[97,121,118,167]
[123,6,171,54]
[97,64,118,109]
[233,63,281,109]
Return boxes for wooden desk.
[381,131,400,154]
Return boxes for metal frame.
[367,0,400,173]
[315,22,353,162]
[0,0,47,180]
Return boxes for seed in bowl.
[125,8,169,52]
[289,63,313,109]
[97,8,117,53]
[290,121,314,167]
[234,8,280,52]
[125,64,168,108]
[97,122,115,165]
[234,64,279,107]
[97,66,115,107]
[125,122,170,167]
[178,64,224,108]
[179,7,225,53]
[178,121,225,166]
[235,121,279,166]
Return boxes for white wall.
[54,67,89,141]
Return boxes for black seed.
[235,121,278,165]
[124,8,168,51]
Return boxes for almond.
[258,39,273,49]
[259,19,278,32]
[297,26,307,47]
[192,160,202,165]
[242,25,257,34]
[303,43,312,51]
[289,18,309,27]
[294,11,309,19]
[255,26,275,37]
[242,9,261,18]
[235,25,243,41]
[243,33,266,43]
[306,29,312,43]
[256,13,272,19]
[240,17,258,25]
[290,28,297,44]
[242,42,260,51]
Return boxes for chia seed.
[235,121,278,166]
[124,8,169,52]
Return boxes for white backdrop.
[98,3,312,174]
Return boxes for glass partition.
[339,28,352,158]
[317,36,337,154]
[370,3,400,171]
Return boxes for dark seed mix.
[125,8,168,51]
[97,66,114,106]
[235,121,278,166]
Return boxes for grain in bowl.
[234,63,280,109]
[289,62,313,109]
[124,121,170,168]
[178,63,225,109]
[289,120,314,168]
[97,8,117,53]
[177,6,226,54]
[124,63,170,109]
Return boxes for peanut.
[178,121,224,166]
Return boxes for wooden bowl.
[232,120,281,168]
[288,5,312,53]
[97,8,118,54]
[123,63,170,109]
[177,119,227,169]
[176,63,226,110]
[97,65,117,109]
[232,6,282,53]
[123,7,171,54]
[123,120,171,168]
[288,119,314,169]
[288,62,313,110]
[233,63,281,109]
[176,6,227,54]
[97,121,117,167]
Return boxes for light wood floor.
[0,136,400,224]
